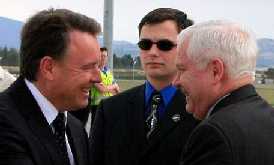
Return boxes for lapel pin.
[171,114,181,122]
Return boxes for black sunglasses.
[137,39,177,51]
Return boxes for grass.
[255,84,274,106]
[117,79,274,106]
[117,79,145,91]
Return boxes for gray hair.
[178,20,258,79]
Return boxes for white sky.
[1,0,273,43]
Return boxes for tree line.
[0,46,142,69]
[113,54,141,69]
[265,68,274,79]
[0,47,20,66]
[1,46,274,81]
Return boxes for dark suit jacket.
[181,84,274,165]
[0,77,90,165]
[90,84,199,165]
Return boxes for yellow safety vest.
[90,70,114,106]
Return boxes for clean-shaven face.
[173,40,213,120]
[50,30,101,111]
[139,20,178,81]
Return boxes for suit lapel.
[126,85,147,159]
[142,90,186,155]
[66,114,86,165]
[9,77,63,165]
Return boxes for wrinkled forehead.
[140,20,179,41]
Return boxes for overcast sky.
[1,0,273,43]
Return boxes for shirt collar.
[206,93,230,119]
[24,79,67,125]
[145,80,177,107]
[101,66,109,73]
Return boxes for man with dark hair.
[100,47,108,52]
[90,8,198,165]
[0,8,101,165]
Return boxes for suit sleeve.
[89,101,105,165]
[181,122,233,165]
[0,112,34,165]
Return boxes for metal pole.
[132,57,136,80]
[103,0,113,71]
[133,63,134,80]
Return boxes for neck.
[216,74,254,103]
[146,76,175,91]
[33,79,63,111]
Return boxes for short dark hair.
[138,8,193,35]
[100,47,108,52]
[20,8,101,81]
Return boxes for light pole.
[103,0,113,71]
[132,57,137,80]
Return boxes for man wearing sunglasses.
[90,8,198,165]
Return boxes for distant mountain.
[98,37,139,57]
[0,16,139,57]
[257,38,274,68]
[0,16,273,68]
[0,17,23,49]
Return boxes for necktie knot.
[53,113,66,134]
[151,92,162,110]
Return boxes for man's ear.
[209,58,225,84]
[39,56,55,80]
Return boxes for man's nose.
[147,44,159,56]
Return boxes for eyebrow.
[81,61,98,68]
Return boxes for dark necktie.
[146,92,162,138]
[52,113,70,165]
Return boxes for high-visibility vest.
[90,70,114,106]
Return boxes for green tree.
[265,68,274,79]
[0,47,20,66]
[0,46,9,66]
[133,56,141,69]
[7,48,19,66]
[113,54,122,68]
[121,54,133,69]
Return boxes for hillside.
[257,38,274,68]
[0,16,273,67]
[0,17,23,49]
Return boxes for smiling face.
[173,40,215,120]
[49,30,101,111]
[139,20,178,82]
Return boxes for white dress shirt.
[25,79,75,165]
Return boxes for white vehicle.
[0,66,16,92]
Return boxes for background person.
[90,8,198,165]
[173,20,274,165]
[0,8,101,165]
[90,47,120,125]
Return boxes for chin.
[73,100,88,110]
[193,111,207,120]
[185,103,193,114]
[83,99,89,106]
[79,101,88,108]
[193,113,201,120]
